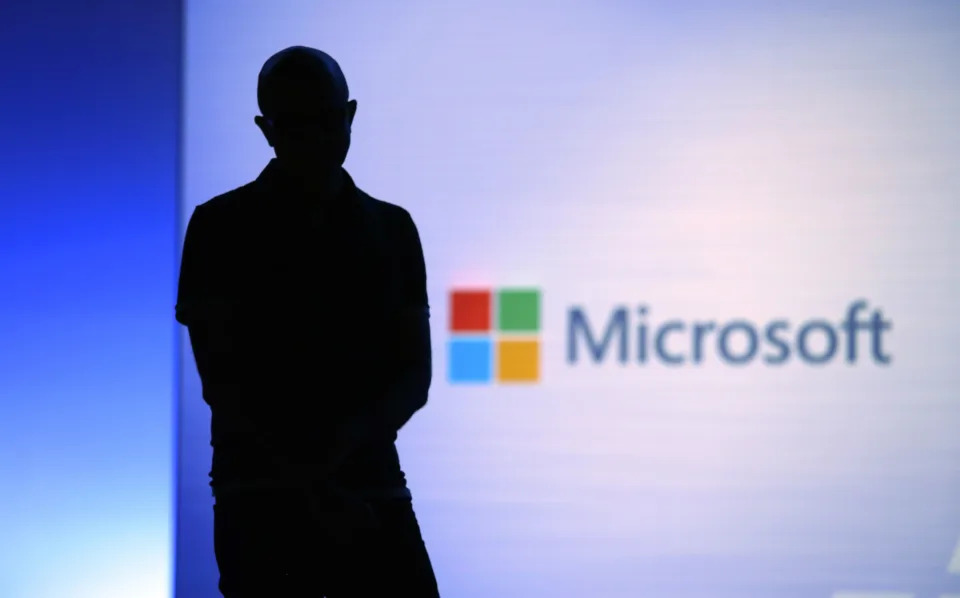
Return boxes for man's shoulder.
[356,187,415,229]
[358,188,409,218]
[195,181,260,214]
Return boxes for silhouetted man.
[175,46,440,597]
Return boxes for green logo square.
[497,288,540,332]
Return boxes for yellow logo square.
[497,339,540,383]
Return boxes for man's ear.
[346,100,358,126]
[254,115,275,147]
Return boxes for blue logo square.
[448,338,492,383]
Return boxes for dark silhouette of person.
[175,46,440,597]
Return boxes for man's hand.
[307,478,379,545]
[316,414,374,477]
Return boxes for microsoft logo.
[445,288,891,384]
[448,287,541,384]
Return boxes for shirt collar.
[255,158,361,208]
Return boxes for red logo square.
[450,289,491,332]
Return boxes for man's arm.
[176,206,207,327]
[176,205,244,396]
[322,209,432,470]
[176,206,220,382]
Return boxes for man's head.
[254,46,357,174]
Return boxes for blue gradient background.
[0,2,179,597]
[170,1,958,598]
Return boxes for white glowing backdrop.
[178,2,960,596]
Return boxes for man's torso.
[191,163,412,496]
